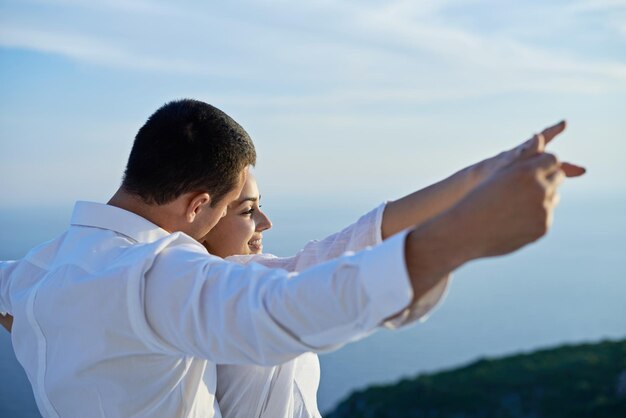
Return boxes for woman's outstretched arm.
[382,121,584,238]
[382,165,480,239]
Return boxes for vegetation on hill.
[327,339,626,418]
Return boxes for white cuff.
[357,229,414,327]
[372,202,387,246]
[383,274,451,329]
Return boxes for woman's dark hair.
[122,99,256,206]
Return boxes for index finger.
[540,120,567,146]
[510,120,566,158]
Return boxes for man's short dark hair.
[122,99,256,206]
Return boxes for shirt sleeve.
[143,230,413,366]
[226,203,386,272]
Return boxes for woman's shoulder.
[225,253,280,265]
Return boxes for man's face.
[191,168,248,240]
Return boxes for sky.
[1,0,625,208]
[1,3,624,413]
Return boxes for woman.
[203,170,453,418]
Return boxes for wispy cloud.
[0,24,249,77]
[15,0,182,16]
[1,0,625,107]
[567,0,626,13]
[341,1,626,79]
[0,26,170,72]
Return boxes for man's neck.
[108,188,174,233]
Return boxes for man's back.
[3,204,219,417]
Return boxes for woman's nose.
[256,210,272,231]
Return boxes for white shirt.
[0,201,416,418]
[216,204,450,418]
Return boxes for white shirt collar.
[70,201,171,244]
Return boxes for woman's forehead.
[241,173,259,196]
[230,174,260,207]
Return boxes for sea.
[1,192,625,416]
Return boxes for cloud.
[1,0,625,108]
[227,0,626,95]
[567,0,626,13]
[15,0,182,16]
[0,24,243,77]
[338,1,626,79]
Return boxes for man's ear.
[186,192,211,223]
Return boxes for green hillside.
[327,339,626,418]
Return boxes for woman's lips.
[248,238,262,252]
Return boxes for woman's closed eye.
[242,204,262,216]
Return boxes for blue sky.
[1,0,625,207]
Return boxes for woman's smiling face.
[202,173,272,258]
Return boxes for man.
[0,99,584,417]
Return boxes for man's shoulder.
[14,228,210,277]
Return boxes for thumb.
[514,133,546,160]
[525,152,560,174]
[561,162,587,177]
